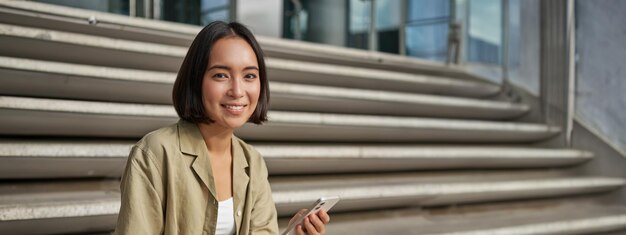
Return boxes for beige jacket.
[114,120,278,235]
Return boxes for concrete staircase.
[0,1,625,234]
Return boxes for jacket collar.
[177,120,250,208]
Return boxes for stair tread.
[266,58,499,96]
[0,40,497,96]
[0,96,558,142]
[0,175,623,219]
[309,201,626,235]
[0,56,523,118]
[0,140,593,178]
[0,140,591,159]
[271,174,624,216]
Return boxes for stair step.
[270,82,522,118]
[267,58,499,97]
[0,175,621,231]
[302,200,626,235]
[0,1,197,47]
[0,29,498,96]
[0,140,130,179]
[0,57,521,118]
[270,173,624,216]
[0,140,593,178]
[216,111,558,142]
[0,22,185,72]
[0,0,197,46]
[261,38,484,82]
[0,182,119,235]
[0,96,558,142]
[0,56,174,104]
[0,191,119,221]
[258,145,592,174]
[0,1,485,81]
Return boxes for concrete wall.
[236,0,282,37]
[571,122,626,205]
[575,0,626,156]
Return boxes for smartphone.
[281,196,340,235]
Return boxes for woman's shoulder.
[137,123,178,146]
[133,123,179,156]
[124,123,178,178]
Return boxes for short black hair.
[172,21,269,124]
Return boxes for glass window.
[454,0,466,21]
[34,0,129,15]
[467,0,502,64]
[202,0,228,11]
[283,0,346,46]
[349,0,371,34]
[201,0,230,25]
[375,0,400,54]
[405,0,450,61]
[201,9,229,25]
[135,0,145,17]
[162,0,200,25]
[406,22,449,61]
[282,0,309,40]
[348,0,372,50]
[376,0,400,31]
[407,0,450,22]
[347,0,401,53]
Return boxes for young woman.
[114,21,330,235]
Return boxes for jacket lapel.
[177,119,218,200]
[232,136,250,234]
[178,120,251,234]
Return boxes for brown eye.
[244,74,257,80]
[213,73,228,79]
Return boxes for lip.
[221,103,247,115]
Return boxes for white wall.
[575,0,626,154]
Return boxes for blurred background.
[0,0,625,234]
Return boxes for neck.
[196,122,233,157]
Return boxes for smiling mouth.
[221,104,247,111]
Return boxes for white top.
[215,197,236,235]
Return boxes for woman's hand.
[288,209,331,235]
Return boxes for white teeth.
[224,105,244,111]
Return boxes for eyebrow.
[207,64,259,71]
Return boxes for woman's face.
[202,37,261,130]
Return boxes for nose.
[227,76,244,98]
